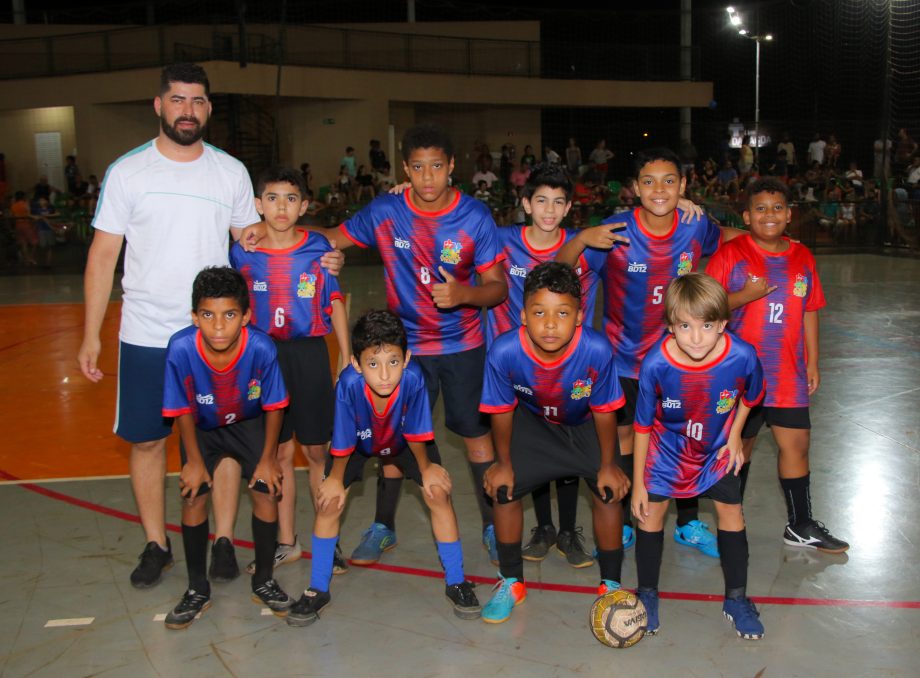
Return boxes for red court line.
[3,469,919,610]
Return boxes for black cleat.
[286,588,332,627]
[130,540,173,589]
[208,537,240,582]
[445,581,482,619]
[783,520,849,554]
[333,543,349,575]
[164,588,211,630]
[556,527,595,568]
[522,524,557,562]
[252,578,295,616]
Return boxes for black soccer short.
[742,405,811,439]
[275,336,334,445]
[325,444,442,489]
[179,416,271,495]
[648,471,742,505]
[615,377,640,427]
[414,345,490,438]
[496,405,614,504]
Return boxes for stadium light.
[728,6,774,165]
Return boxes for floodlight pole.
[754,37,760,166]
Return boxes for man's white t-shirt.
[93,140,259,348]
[808,139,826,165]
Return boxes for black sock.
[635,529,664,591]
[780,474,812,526]
[251,515,277,589]
[374,476,402,531]
[675,496,699,527]
[470,461,494,526]
[619,453,634,528]
[596,547,624,583]
[739,462,752,500]
[717,529,748,597]
[182,520,210,593]
[497,540,524,581]
[531,483,553,528]
[556,477,579,533]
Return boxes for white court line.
[0,468,312,486]
[45,617,94,628]
[153,613,167,622]
[260,608,274,616]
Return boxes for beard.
[160,115,207,146]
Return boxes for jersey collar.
[519,325,583,368]
[196,326,249,374]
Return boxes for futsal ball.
[589,589,647,648]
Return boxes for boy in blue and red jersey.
[230,166,351,576]
[161,266,293,629]
[487,162,599,567]
[285,309,481,627]
[557,147,744,558]
[705,177,848,553]
[317,123,508,566]
[631,273,765,639]
[479,262,630,624]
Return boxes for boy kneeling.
[286,309,481,627]
[162,266,292,629]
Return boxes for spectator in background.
[12,190,36,265]
[845,160,864,195]
[300,162,313,192]
[509,161,531,198]
[873,137,892,179]
[895,128,917,173]
[777,133,796,170]
[907,155,920,195]
[65,155,80,194]
[588,139,613,183]
[369,139,387,173]
[32,175,57,204]
[341,146,357,181]
[472,165,498,189]
[474,180,491,204]
[374,161,396,194]
[337,165,352,202]
[738,140,754,175]
[544,145,561,165]
[770,149,789,178]
[565,138,582,176]
[521,144,537,168]
[807,133,826,166]
[825,134,842,171]
[354,164,375,202]
[679,139,698,176]
[717,159,738,188]
[500,144,516,186]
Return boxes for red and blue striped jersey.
[230,230,343,341]
[330,361,434,458]
[480,325,625,426]
[340,190,504,356]
[705,235,825,408]
[162,325,289,431]
[634,333,765,499]
[582,208,722,379]
[487,226,600,343]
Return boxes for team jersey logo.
[715,388,738,414]
[662,397,682,409]
[196,393,214,405]
[793,273,808,298]
[395,237,411,250]
[247,379,262,401]
[627,261,647,273]
[509,264,528,278]
[677,251,693,276]
[440,239,463,265]
[297,272,317,298]
[357,428,372,440]
[252,280,268,292]
[571,377,593,400]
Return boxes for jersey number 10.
[686,419,703,441]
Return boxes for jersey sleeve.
[230,170,260,228]
[401,378,435,443]
[162,343,194,418]
[704,245,732,288]
[258,342,289,411]
[339,202,377,249]
[473,212,504,273]
[742,351,766,407]
[91,165,130,235]
[330,380,359,457]
[479,344,517,414]
[697,212,722,257]
[588,353,626,413]
[228,241,246,270]
[804,256,826,312]
[580,246,608,275]
[633,357,660,433]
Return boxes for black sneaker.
[251,578,295,616]
[164,588,211,630]
[286,588,331,627]
[783,520,849,554]
[445,581,482,620]
[555,527,595,568]
[333,543,349,575]
[208,537,240,582]
[130,540,173,589]
[522,524,557,562]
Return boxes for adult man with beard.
[77,63,263,589]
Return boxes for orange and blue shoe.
[596,579,621,596]
[482,574,527,624]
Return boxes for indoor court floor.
[0,253,918,677]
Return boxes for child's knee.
[277,440,296,465]
[250,490,279,520]
[424,485,451,509]
[304,444,327,466]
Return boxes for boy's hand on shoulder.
[742,273,778,302]
[321,241,345,276]
[431,266,468,308]
[250,458,283,497]
[597,463,630,504]
[678,197,704,222]
[421,463,452,499]
[807,363,820,395]
[579,224,630,250]
[317,476,346,511]
[483,461,514,502]
[179,460,212,500]
[388,181,411,195]
[239,221,267,252]
[630,483,649,524]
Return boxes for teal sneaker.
[482,575,527,624]
[350,523,397,565]
[622,524,636,550]
[482,524,499,565]
[673,519,719,558]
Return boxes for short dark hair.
[160,62,210,96]
[192,266,249,313]
[522,162,573,201]
[523,261,582,305]
[351,309,408,357]
[256,165,306,197]
[401,123,454,161]
[746,177,791,208]
[634,147,682,177]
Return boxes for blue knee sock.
[436,540,465,586]
[310,534,338,592]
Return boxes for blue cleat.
[482,524,499,565]
[350,523,397,566]
[673,520,719,558]
[482,574,527,624]
[622,524,636,550]
[637,587,660,635]
[722,595,764,640]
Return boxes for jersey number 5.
[652,285,664,305]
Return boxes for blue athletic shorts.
[115,341,173,443]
